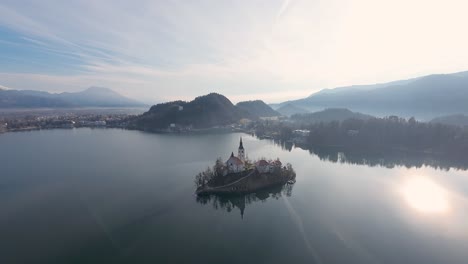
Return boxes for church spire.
[238,137,245,161]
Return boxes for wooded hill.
[132,93,272,130]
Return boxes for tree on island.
[195,156,296,190]
[195,166,214,188]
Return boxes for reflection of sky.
[400,176,450,214]
[283,143,468,241]
[2,131,468,263]
[247,137,468,260]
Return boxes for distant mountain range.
[132,93,278,130]
[0,87,145,108]
[431,114,468,127]
[291,108,374,124]
[276,103,309,117]
[273,71,468,120]
[236,100,280,117]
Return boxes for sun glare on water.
[401,176,450,214]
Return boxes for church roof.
[238,137,244,149]
[227,156,244,165]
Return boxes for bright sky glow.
[1,0,468,103]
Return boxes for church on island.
[226,138,246,173]
[224,137,282,175]
[195,136,296,196]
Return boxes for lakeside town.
[0,108,142,133]
[0,110,311,148]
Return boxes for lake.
[1,128,468,263]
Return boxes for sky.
[1,0,468,104]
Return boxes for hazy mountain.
[291,108,374,124]
[133,93,254,130]
[431,114,468,127]
[57,87,144,107]
[236,100,280,117]
[311,77,419,97]
[0,87,145,108]
[276,71,468,119]
[0,90,72,108]
[276,103,309,116]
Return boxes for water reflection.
[268,137,468,170]
[304,145,468,171]
[401,176,451,214]
[196,183,295,218]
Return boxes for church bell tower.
[238,137,245,161]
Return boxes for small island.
[195,137,296,195]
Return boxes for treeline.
[306,116,468,156]
[253,115,468,159]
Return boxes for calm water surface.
[1,128,468,263]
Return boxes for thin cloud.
[0,0,468,103]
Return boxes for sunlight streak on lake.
[401,176,450,214]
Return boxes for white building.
[293,129,310,137]
[226,152,245,173]
[94,120,106,126]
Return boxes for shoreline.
[196,169,296,196]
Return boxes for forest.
[305,116,468,155]
[255,116,468,158]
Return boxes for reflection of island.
[196,183,295,218]
[195,138,296,195]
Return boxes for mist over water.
[1,129,468,263]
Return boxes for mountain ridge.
[0,87,145,108]
[276,103,309,117]
[291,108,374,123]
[431,114,468,127]
[275,71,468,119]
